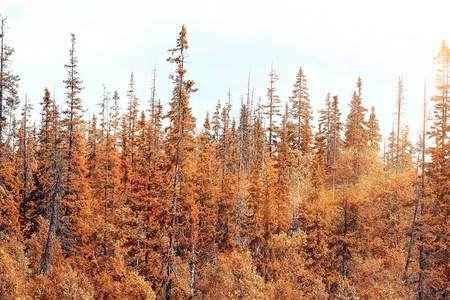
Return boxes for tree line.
[0,18,449,299]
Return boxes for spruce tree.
[344,77,368,150]
[264,66,281,153]
[289,67,313,202]
[367,106,381,151]
[61,33,91,263]
[421,40,450,299]
[0,17,20,236]
[164,25,198,300]
[38,89,65,275]
[290,67,312,154]
[395,77,406,162]
[344,77,368,178]
[0,16,20,145]
[330,95,342,198]
[63,33,84,162]
[17,95,36,235]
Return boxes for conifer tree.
[2,21,449,299]
[119,115,131,206]
[289,67,313,203]
[38,89,65,275]
[274,104,292,232]
[290,67,312,154]
[410,81,428,298]
[215,93,240,251]
[61,33,91,262]
[264,66,281,153]
[387,78,411,172]
[395,77,406,160]
[111,90,121,138]
[238,96,252,180]
[430,41,450,146]
[212,100,222,142]
[398,125,413,171]
[98,85,113,255]
[63,33,84,162]
[345,77,368,150]
[330,96,342,197]
[421,40,450,299]
[192,113,221,295]
[86,114,99,187]
[386,127,397,166]
[0,17,21,239]
[118,74,144,268]
[367,106,381,151]
[311,124,328,193]
[0,15,20,145]
[149,66,158,141]
[318,93,332,164]
[163,25,198,300]
[148,66,164,151]
[0,134,21,239]
[17,95,37,234]
[126,72,140,166]
[318,94,342,188]
[90,85,121,257]
[344,77,368,179]
[134,79,164,278]
[0,16,21,244]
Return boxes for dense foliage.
[0,20,449,299]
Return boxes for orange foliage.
[1,23,449,300]
[198,250,266,300]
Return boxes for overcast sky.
[2,0,449,144]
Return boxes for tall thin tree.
[164,25,198,300]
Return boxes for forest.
[0,17,449,300]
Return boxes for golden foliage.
[92,254,155,300]
[198,250,266,300]
[0,237,29,300]
[30,267,94,300]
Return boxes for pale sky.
[3,0,450,145]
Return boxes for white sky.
[2,0,450,145]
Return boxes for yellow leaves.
[32,267,94,300]
[18,249,156,300]
[199,250,266,300]
[0,239,30,300]
[351,251,414,299]
[268,233,329,300]
[92,255,156,300]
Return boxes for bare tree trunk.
[22,96,29,204]
[41,190,58,275]
[188,230,199,296]
[396,78,403,170]
[405,80,427,293]
[103,163,109,256]
[136,215,141,273]
[41,151,62,275]
[404,190,420,277]
[417,81,427,300]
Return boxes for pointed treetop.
[357,76,363,98]
[167,25,189,60]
